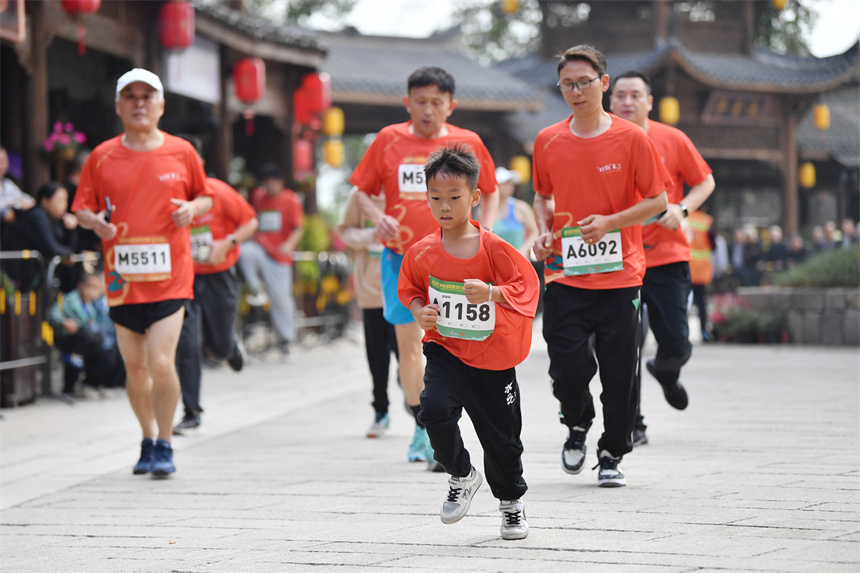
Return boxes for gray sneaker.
[440,467,483,524]
[594,450,626,488]
[499,499,529,540]
[562,426,588,474]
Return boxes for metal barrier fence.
[0,249,354,407]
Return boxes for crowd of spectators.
[717,218,859,288]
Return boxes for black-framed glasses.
[557,76,602,93]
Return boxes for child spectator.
[50,270,125,393]
[398,144,539,540]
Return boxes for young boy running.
[398,145,539,540]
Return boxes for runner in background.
[609,70,715,446]
[174,136,258,434]
[350,66,499,467]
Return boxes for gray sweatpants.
[237,240,296,343]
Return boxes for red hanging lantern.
[293,86,311,126]
[160,1,195,51]
[61,0,101,56]
[300,72,332,115]
[234,58,266,137]
[294,139,313,173]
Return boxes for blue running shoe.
[408,425,429,462]
[133,438,155,475]
[151,439,176,478]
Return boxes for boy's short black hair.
[407,67,455,96]
[611,71,652,94]
[424,144,480,191]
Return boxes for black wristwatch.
[678,203,689,218]
[228,234,238,248]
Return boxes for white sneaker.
[366,413,390,438]
[499,499,529,540]
[440,467,483,524]
[246,291,269,307]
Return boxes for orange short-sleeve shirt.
[349,122,497,255]
[642,120,712,268]
[72,133,210,307]
[190,178,257,275]
[532,113,670,290]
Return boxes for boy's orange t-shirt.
[398,222,539,371]
[349,121,497,255]
[642,120,712,268]
[532,113,671,290]
[72,133,210,307]
[190,178,257,275]
[250,187,304,265]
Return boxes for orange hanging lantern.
[813,104,830,131]
[322,107,345,137]
[509,156,531,185]
[294,139,313,173]
[234,58,266,137]
[324,139,345,168]
[659,96,680,125]
[772,0,787,10]
[160,1,195,51]
[799,162,816,189]
[61,0,101,56]
[502,0,520,14]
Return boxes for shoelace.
[447,486,463,503]
[503,509,523,526]
[592,458,619,472]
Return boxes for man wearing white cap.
[72,68,213,478]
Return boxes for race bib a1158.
[428,275,495,341]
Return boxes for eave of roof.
[797,85,860,168]
[192,0,326,68]
[319,30,541,112]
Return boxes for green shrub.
[775,246,860,288]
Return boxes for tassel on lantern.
[243,109,255,137]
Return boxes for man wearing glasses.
[610,71,715,447]
[531,45,669,487]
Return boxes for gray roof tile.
[798,85,860,168]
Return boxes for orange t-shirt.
[191,178,257,275]
[398,222,539,371]
[349,121,497,255]
[72,133,210,307]
[642,120,712,268]
[532,113,671,290]
[250,187,304,265]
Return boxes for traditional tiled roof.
[193,0,326,59]
[672,40,860,94]
[798,85,860,168]
[319,29,541,111]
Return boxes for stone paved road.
[1,324,858,572]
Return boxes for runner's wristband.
[487,285,493,303]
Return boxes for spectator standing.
[72,68,212,477]
[237,164,304,359]
[840,219,858,247]
[787,233,808,267]
[531,45,668,487]
[687,208,715,342]
[336,190,400,438]
[350,66,499,467]
[763,225,789,272]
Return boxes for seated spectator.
[787,234,808,267]
[49,270,125,394]
[2,181,78,290]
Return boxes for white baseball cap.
[495,166,521,185]
[115,68,164,99]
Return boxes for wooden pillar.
[783,108,799,235]
[212,45,232,182]
[22,1,50,196]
